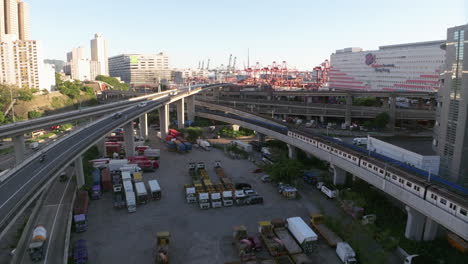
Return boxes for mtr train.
[202,110,468,224]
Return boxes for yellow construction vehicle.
[155,231,170,264]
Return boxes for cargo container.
[135,182,148,204]
[125,191,136,213]
[166,141,177,152]
[168,129,181,137]
[28,225,47,261]
[123,180,133,193]
[232,140,253,152]
[122,171,132,182]
[73,190,89,232]
[222,190,233,206]
[144,148,161,160]
[273,221,302,255]
[175,140,186,152]
[133,172,143,182]
[211,192,222,208]
[101,168,112,191]
[286,217,318,255]
[336,242,357,264]
[183,142,192,151]
[198,192,210,209]
[321,185,338,199]
[148,179,162,200]
[108,159,129,172]
[310,214,342,247]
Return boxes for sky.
[31,0,467,70]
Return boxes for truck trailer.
[185,185,196,203]
[210,192,222,208]
[273,220,302,255]
[222,190,233,206]
[135,181,149,204]
[28,225,47,262]
[148,179,162,200]
[125,191,136,213]
[286,217,318,255]
[336,242,357,264]
[310,213,342,247]
[73,190,89,232]
[198,192,210,209]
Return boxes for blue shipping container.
[183,142,192,151]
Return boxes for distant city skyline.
[31,0,466,70]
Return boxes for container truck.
[273,220,302,255]
[198,192,210,209]
[183,142,192,151]
[188,162,196,178]
[73,190,89,232]
[233,225,256,262]
[155,231,170,264]
[108,159,129,172]
[28,225,47,262]
[286,217,318,255]
[113,193,125,209]
[101,168,112,191]
[30,142,39,151]
[122,171,132,183]
[135,182,148,204]
[196,139,211,151]
[258,221,287,257]
[123,180,133,194]
[222,190,233,206]
[210,192,222,208]
[144,148,160,160]
[125,191,136,213]
[336,242,357,264]
[175,140,186,152]
[185,185,197,203]
[232,140,253,152]
[120,164,141,173]
[148,179,162,200]
[320,184,338,199]
[310,213,342,247]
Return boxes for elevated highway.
[195,103,467,242]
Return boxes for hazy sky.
[31,0,467,70]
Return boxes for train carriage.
[426,185,468,222]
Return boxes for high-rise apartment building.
[109,53,170,86]
[65,46,93,81]
[18,1,30,40]
[90,33,109,76]
[330,41,445,92]
[4,0,19,37]
[434,24,468,187]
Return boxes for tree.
[265,158,304,184]
[95,75,129,91]
[28,111,42,119]
[374,112,390,129]
[17,89,34,101]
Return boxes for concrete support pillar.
[232,125,240,131]
[74,156,85,188]
[331,164,347,185]
[13,134,26,165]
[123,122,135,157]
[345,94,353,126]
[287,144,297,159]
[186,96,195,122]
[139,113,148,140]
[159,104,169,139]
[96,137,106,157]
[307,96,313,104]
[176,98,185,129]
[320,116,325,124]
[423,218,439,241]
[388,95,396,131]
[257,133,265,146]
[405,206,425,241]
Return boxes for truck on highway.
[336,242,357,264]
[210,192,222,208]
[125,191,136,213]
[135,182,148,204]
[28,225,47,262]
[198,192,210,209]
[272,219,302,255]
[286,217,318,255]
[155,232,170,264]
[222,190,233,206]
[310,213,342,247]
[196,139,211,151]
[73,190,89,232]
[148,179,162,200]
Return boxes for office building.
[109,53,170,86]
[434,24,468,187]
[65,46,92,81]
[330,41,445,92]
[90,33,108,76]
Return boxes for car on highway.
[112,112,122,119]
[138,102,147,107]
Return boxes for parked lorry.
[196,139,211,151]
[233,225,256,263]
[185,185,196,203]
[188,162,196,178]
[310,213,342,247]
[198,192,210,209]
[101,168,112,191]
[232,140,253,152]
[28,225,47,262]
[73,190,89,232]
[135,182,149,204]
[30,142,39,151]
[277,183,298,199]
[336,242,357,264]
[222,190,234,206]
[113,192,125,209]
[258,221,287,257]
[235,190,247,205]
[154,232,170,264]
[125,191,136,213]
[148,179,162,200]
[108,159,129,172]
[73,239,88,264]
[144,148,160,160]
[286,217,318,255]
[211,192,222,208]
[317,183,338,199]
[91,169,101,199]
[122,171,132,183]
[272,219,302,255]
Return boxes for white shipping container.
[135,182,147,197]
[232,140,252,152]
[148,180,161,193]
[123,180,133,193]
[122,171,132,182]
[125,191,136,213]
[286,217,318,244]
[108,159,129,171]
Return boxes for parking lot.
[73,135,342,264]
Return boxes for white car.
[138,102,147,107]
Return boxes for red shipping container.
[101,168,112,191]
[73,190,89,215]
[176,136,187,143]
[165,135,174,142]
[168,129,181,137]
[127,156,148,162]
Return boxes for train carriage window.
[368,164,372,168]
[362,161,367,166]
[460,209,467,216]
[414,186,420,192]
[373,167,378,172]
[379,169,384,174]
[399,179,404,184]
[449,203,457,210]
[430,194,438,200]
[440,199,447,205]
[392,175,397,180]
[406,182,412,188]
[352,157,356,161]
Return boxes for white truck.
[148,180,162,200]
[210,192,222,208]
[286,217,318,255]
[222,190,233,206]
[125,191,136,213]
[196,139,211,151]
[198,192,210,209]
[231,140,252,152]
[144,148,160,159]
[321,185,338,199]
[234,190,247,205]
[122,171,132,183]
[352,137,368,146]
[30,142,39,150]
[123,180,133,193]
[120,164,141,173]
[135,182,148,204]
[336,242,357,264]
[108,159,129,172]
[28,225,47,262]
[185,186,197,203]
